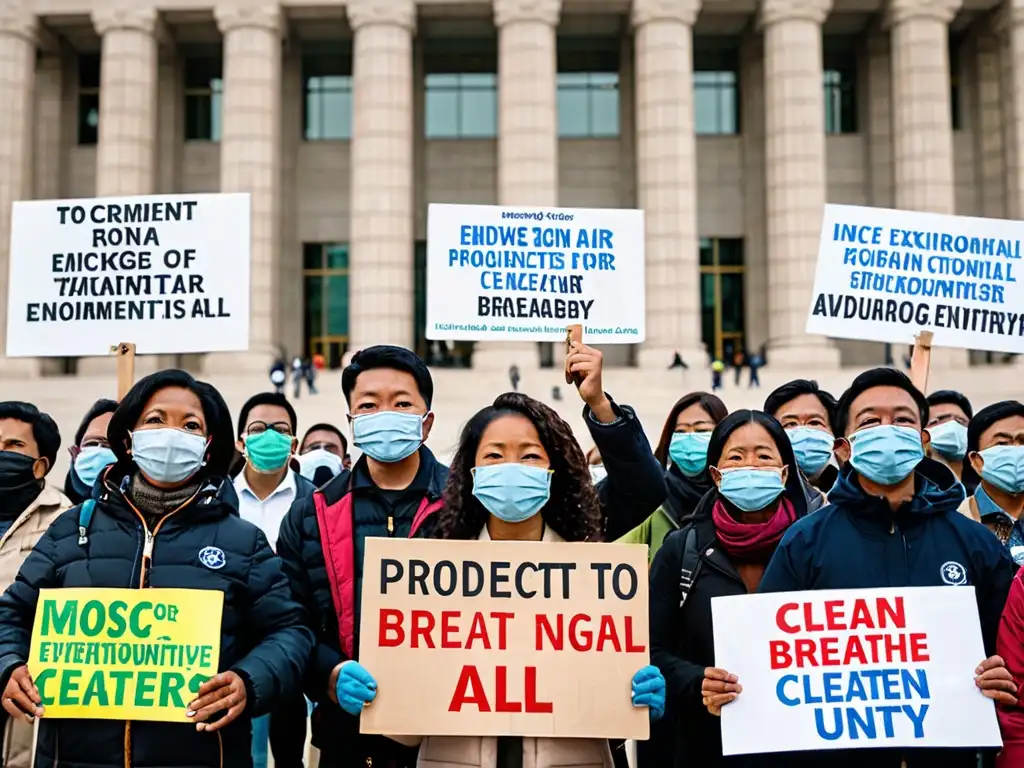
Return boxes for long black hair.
[654,392,728,467]
[438,393,602,542]
[706,409,808,517]
[107,370,236,480]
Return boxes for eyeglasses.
[246,421,293,437]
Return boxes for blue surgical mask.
[788,427,834,477]
[669,432,712,477]
[849,425,924,486]
[352,411,425,464]
[298,448,344,481]
[131,428,207,484]
[977,445,1024,495]
[73,446,117,489]
[472,463,552,524]
[928,421,968,461]
[716,467,786,512]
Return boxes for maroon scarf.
[712,497,796,562]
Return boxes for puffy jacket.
[0,485,71,768]
[759,459,1015,768]
[0,468,314,768]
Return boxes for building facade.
[0,0,1020,376]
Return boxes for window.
[78,54,100,145]
[693,71,738,135]
[303,52,352,141]
[184,56,223,141]
[303,243,349,369]
[425,73,497,138]
[824,69,857,134]
[557,73,619,138]
[699,238,745,361]
[950,43,962,131]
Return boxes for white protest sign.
[806,204,1024,353]
[6,193,251,357]
[712,587,1000,756]
[426,203,645,344]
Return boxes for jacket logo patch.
[198,546,226,570]
[940,561,967,586]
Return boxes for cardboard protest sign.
[712,587,1001,755]
[29,588,223,722]
[6,193,251,357]
[425,203,645,344]
[358,538,650,740]
[806,204,1024,353]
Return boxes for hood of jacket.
[827,457,965,519]
[663,464,712,526]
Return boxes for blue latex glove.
[631,665,666,721]
[335,661,377,716]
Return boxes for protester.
[996,567,1024,766]
[959,401,1024,564]
[63,398,118,505]
[333,392,666,766]
[298,422,350,486]
[702,368,1017,768]
[710,359,724,391]
[926,389,974,488]
[0,370,313,768]
[763,378,838,506]
[650,410,807,767]
[0,402,72,767]
[508,363,521,392]
[618,393,728,561]
[747,352,763,388]
[233,393,315,768]
[277,345,447,768]
[270,357,287,395]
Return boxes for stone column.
[203,4,282,375]
[1000,0,1024,218]
[0,3,38,377]
[760,0,839,367]
[633,0,703,370]
[887,0,968,369]
[344,0,416,358]
[472,0,561,371]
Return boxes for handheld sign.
[909,330,933,394]
[114,342,136,400]
[29,588,223,722]
[426,203,645,345]
[358,538,650,740]
[5,193,251,358]
[806,204,1024,354]
[712,587,1001,755]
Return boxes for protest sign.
[358,538,650,739]
[6,193,251,357]
[425,203,645,344]
[712,587,1001,755]
[806,204,1024,354]
[28,588,223,722]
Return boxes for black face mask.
[0,452,43,517]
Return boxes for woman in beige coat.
[335,394,666,768]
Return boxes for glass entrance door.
[699,238,745,362]
[303,243,349,369]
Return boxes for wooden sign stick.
[113,342,136,401]
[909,330,933,394]
[565,324,584,388]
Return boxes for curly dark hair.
[438,392,603,542]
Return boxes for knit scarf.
[129,473,201,530]
[712,496,796,562]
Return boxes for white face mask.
[589,465,608,485]
[131,428,207,484]
[298,448,344,481]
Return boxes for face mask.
[589,465,608,484]
[669,432,712,477]
[472,463,552,524]
[928,421,968,461]
[298,448,344,482]
[977,445,1024,495]
[131,428,207,484]
[788,427,834,477]
[73,446,117,489]
[0,452,43,511]
[352,411,425,464]
[244,430,294,473]
[716,467,786,513]
[849,425,924,486]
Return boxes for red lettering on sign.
[411,610,435,649]
[441,611,460,649]
[466,612,492,650]
[770,640,792,669]
[379,608,404,647]
[448,665,491,713]
[910,632,930,662]
[776,603,799,634]
[525,667,553,713]
[447,666,553,715]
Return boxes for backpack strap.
[678,526,704,609]
[78,499,97,546]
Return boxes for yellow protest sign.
[28,588,223,722]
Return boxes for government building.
[0,0,1019,377]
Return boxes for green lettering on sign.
[134,671,156,707]
[158,672,186,708]
[34,669,55,706]
[58,669,82,705]
[82,670,109,707]
[109,670,132,706]
[40,599,77,636]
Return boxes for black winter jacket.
[0,468,314,768]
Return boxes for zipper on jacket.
[387,516,394,536]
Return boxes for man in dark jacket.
[764,378,839,505]
[706,368,1016,768]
